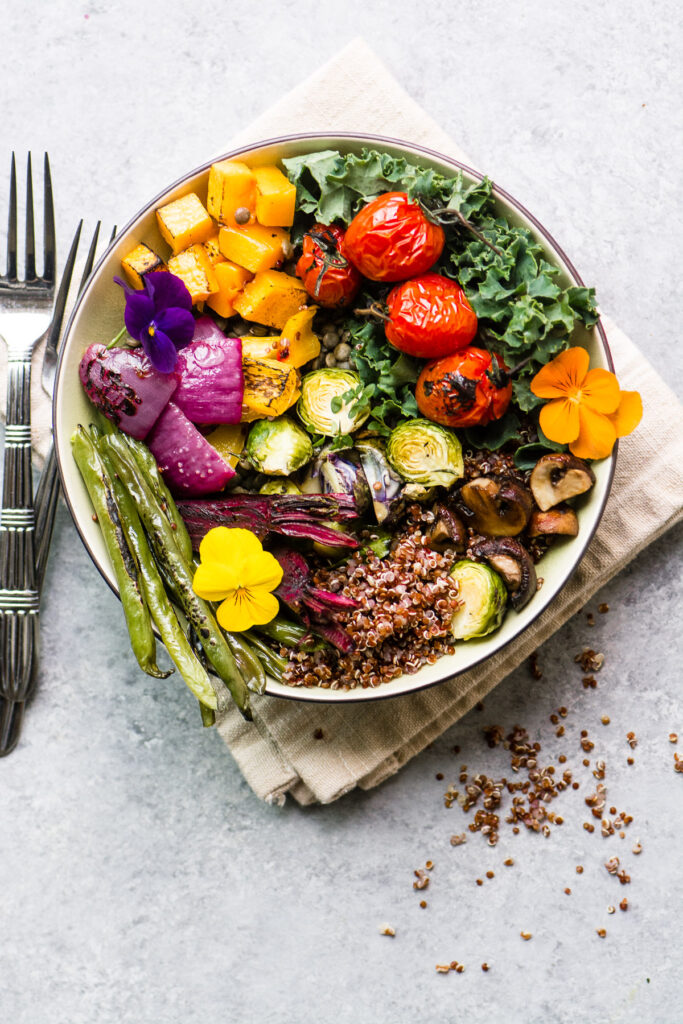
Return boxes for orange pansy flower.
[530,347,642,461]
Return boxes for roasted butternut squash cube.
[240,335,282,361]
[278,307,320,367]
[167,245,219,305]
[205,422,248,468]
[207,160,256,228]
[156,193,214,255]
[206,260,254,318]
[232,270,307,329]
[218,224,288,274]
[241,357,301,420]
[253,166,297,227]
[203,234,226,266]
[121,243,165,289]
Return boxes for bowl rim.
[53,130,616,704]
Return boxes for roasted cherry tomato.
[416,346,513,428]
[344,192,445,282]
[295,223,361,308]
[383,273,478,359]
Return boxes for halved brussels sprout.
[259,478,301,495]
[297,369,370,437]
[449,559,507,640]
[319,448,371,513]
[246,416,313,476]
[386,419,463,488]
[355,439,404,523]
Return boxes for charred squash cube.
[120,243,165,289]
[206,260,254,318]
[156,193,214,255]
[218,224,288,274]
[232,270,308,329]
[253,166,296,227]
[207,160,256,228]
[166,244,219,304]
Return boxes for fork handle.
[0,353,39,703]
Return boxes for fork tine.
[77,220,100,295]
[109,225,117,244]
[43,153,56,283]
[42,220,82,362]
[7,153,17,280]
[25,153,36,281]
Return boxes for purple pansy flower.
[114,271,196,373]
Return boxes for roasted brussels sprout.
[355,439,405,523]
[297,369,370,436]
[449,559,507,640]
[386,419,464,488]
[259,478,302,495]
[318,448,371,513]
[246,415,313,476]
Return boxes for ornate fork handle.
[0,348,39,703]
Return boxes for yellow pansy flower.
[192,527,283,632]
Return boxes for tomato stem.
[354,303,390,322]
[425,203,503,257]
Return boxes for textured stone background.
[1,3,681,1023]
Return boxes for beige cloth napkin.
[4,39,680,804]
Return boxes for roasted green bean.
[122,433,193,564]
[97,437,218,711]
[100,434,251,719]
[225,633,267,695]
[71,426,167,679]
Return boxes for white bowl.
[54,132,615,703]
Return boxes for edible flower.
[114,270,195,373]
[192,526,283,632]
[530,347,642,460]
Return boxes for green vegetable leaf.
[463,412,522,452]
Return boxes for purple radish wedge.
[79,344,177,439]
[147,402,235,497]
[173,317,243,424]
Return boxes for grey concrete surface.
[1,3,682,1023]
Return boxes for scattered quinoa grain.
[425,860,434,870]
[379,924,395,936]
[596,928,606,938]
[620,898,629,911]
[598,603,609,613]
[476,879,484,886]
[436,773,444,781]
[450,833,467,847]
[504,858,514,867]
[607,906,615,914]
[481,963,490,972]
[601,716,610,725]
[669,733,678,744]
[576,865,584,874]
[455,964,465,974]
[626,732,637,749]
[627,757,634,766]
[520,931,532,941]
[632,841,642,855]
[420,900,427,909]
[435,964,450,974]
[564,887,572,895]
[486,870,495,879]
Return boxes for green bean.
[71,426,168,679]
[199,703,216,728]
[98,440,218,711]
[100,434,251,719]
[122,433,193,564]
[225,633,266,695]
[254,616,311,648]
[244,632,287,681]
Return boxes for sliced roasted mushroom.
[459,476,533,537]
[529,454,595,512]
[528,505,579,537]
[471,537,538,611]
[426,504,466,552]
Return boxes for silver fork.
[0,220,114,754]
[0,153,56,750]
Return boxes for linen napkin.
[3,39,680,805]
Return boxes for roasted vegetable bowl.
[54,133,636,717]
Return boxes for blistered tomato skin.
[384,273,478,359]
[344,192,445,282]
[416,346,513,428]
[295,223,362,308]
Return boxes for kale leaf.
[284,149,598,425]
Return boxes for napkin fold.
[5,39,680,805]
